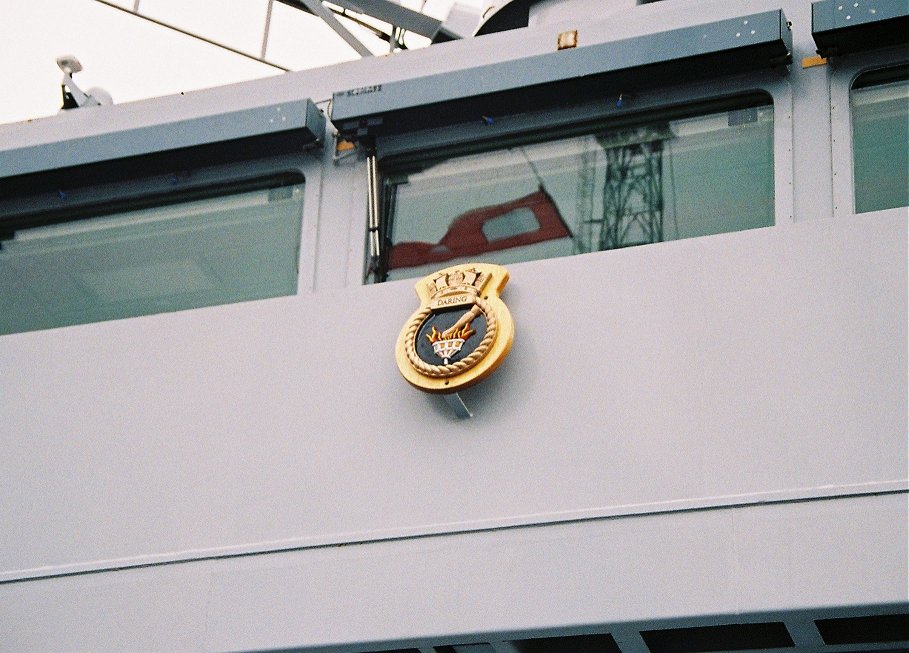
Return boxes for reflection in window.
[482,207,541,242]
[0,182,305,334]
[380,101,774,281]
[852,69,909,213]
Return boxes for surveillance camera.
[56,55,83,75]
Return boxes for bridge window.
[851,67,909,214]
[0,176,305,335]
[379,99,774,282]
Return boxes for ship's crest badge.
[395,263,514,393]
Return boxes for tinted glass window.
[852,69,909,213]
[0,182,304,334]
[380,101,774,281]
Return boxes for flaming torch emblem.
[425,303,483,364]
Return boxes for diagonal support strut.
[288,0,376,57]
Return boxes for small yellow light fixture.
[557,30,578,50]
[335,138,356,154]
[802,55,828,68]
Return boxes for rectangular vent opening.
[815,614,909,645]
[641,622,795,652]
[512,633,621,653]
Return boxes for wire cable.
[93,0,291,72]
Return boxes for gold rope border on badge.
[403,296,497,378]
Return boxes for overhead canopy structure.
[0,98,324,237]
[331,9,793,140]
[811,0,909,57]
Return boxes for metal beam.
[277,0,444,40]
[286,0,375,57]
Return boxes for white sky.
[0,0,482,126]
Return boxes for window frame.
[0,154,307,238]
[830,47,909,219]
[0,151,320,334]
[360,71,794,283]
